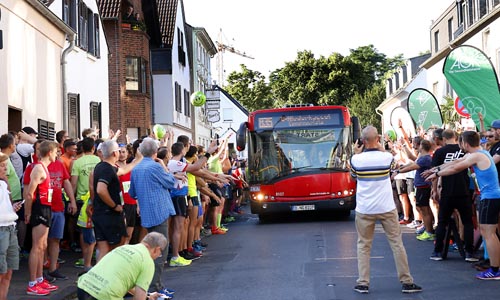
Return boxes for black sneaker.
[402,283,422,293]
[430,251,443,261]
[465,252,479,262]
[48,269,68,280]
[354,285,369,294]
[43,271,56,283]
[181,250,200,261]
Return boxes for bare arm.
[63,179,77,215]
[24,165,45,224]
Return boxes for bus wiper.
[320,167,348,171]
[290,166,312,172]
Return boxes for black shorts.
[123,204,138,227]
[415,187,431,207]
[233,187,243,198]
[30,201,52,227]
[477,198,500,224]
[395,179,407,195]
[208,184,222,207]
[172,196,188,217]
[92,213,127,245]
[190,196,201,206]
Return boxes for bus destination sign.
[256,111,342,130]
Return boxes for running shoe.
[74,258,84,268]
[476,268,500,280]
[26,284,50,296]
[353,285,369,294]
[399,219,411,225]
[430,251,443,261]
[188,248,203,258]
[48,269,69,280]
[416,231,435,241]
[194,240,208,248]
[38,280,59,291]
[407,220,422,229]
[157,288,175,298]
[169,256,192,267]
[181,250,201,261]
[219,226,229,232]
[415,225,426,235]
[211,227,227,235]
[43,259,60,270]
[465,253,480,262]
[402,283,422,293]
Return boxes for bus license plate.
[291,205,315,211]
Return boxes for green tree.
[224,45,404,113]
[347,82,385,130]
[225,65,273,112]
[440,95,461,128]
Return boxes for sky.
[183,0,453,84]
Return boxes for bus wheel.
[258,214,269,223]
[340,210,351,218]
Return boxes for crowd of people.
[0,126,248,299]
[350,116,500,294]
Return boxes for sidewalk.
[10,249,80,300]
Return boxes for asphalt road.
[9,208,498,300]
[163,210,498,300]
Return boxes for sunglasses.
[485,135,494,138]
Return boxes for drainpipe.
[61,35,75,131]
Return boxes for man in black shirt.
[428,129,476,261]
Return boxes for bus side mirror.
[351,116,361,141]
[236,122,248,151]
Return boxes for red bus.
[236,105,360,220]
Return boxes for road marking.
[314,256,384,261]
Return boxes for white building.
[0,0,74,138]
[45,0,110,139]
[186,25,217,148]
[152,0,192,139]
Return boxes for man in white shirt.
[350,126,422,295]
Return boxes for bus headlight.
[343,190,349,196]
[256,194,264,201]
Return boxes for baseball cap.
[491,120,500,129]
[22,126,38,135]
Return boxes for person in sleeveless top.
[23,141,60,296]
[425,131,500,280]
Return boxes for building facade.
[0,0,74,138]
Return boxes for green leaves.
[225,45,404,127]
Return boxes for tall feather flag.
[407,88,443,130]
[443,45,500,129]
[389,106,417,138]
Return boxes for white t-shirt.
[167,159,188,190]
[351,150,396,214]
[0,181,18,226]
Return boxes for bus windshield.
[247,127,352,184]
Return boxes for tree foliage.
[224,45,404,126]
[225,65,273,112]
[440,95,461,129]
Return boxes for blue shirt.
[415,154,432,188]
[129,157,176,227]
[473,150,500,200]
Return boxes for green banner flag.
[389,106,416,138]
[443,45,500,129]
[407,88,443,130]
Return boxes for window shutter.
[68,93,80,138]
[37,119,56,140]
